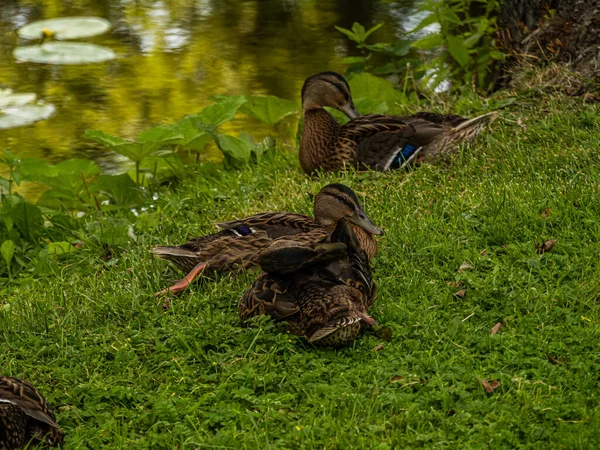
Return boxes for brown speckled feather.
[239,220,376,347]
[0,377,63,449]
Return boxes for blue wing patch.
[233,225,253,236]
[390,144,418,169]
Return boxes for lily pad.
[0,104,56,129]
[17,17,111,40]
[0,89,56,129]
[14,42,115,64]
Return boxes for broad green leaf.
[8,200,44,242]
[19,158,60,178]
[241,96,299,127]
[84,130,130,148]
[348,73,399,103]
[4,217,13,232]
[412,33,443,50]
[447,35,470,67]
[335,26,359,43]
[47,241,76,256]
[409,14,439,34]
[351,23,367,43]
[197,96,247,127]
[354,98,389,115]
[440,9,463,25]
[14,43,115,64]
[216,134,252,167]
[1,240,14,268]
[392,40,412,57]
[364,43,392,52]
[138,125,183,144]
[463,33,483,49]
[343,56,367,64]
[364,23,383,40]
[17,17,111,40]
[54,159,101,177]
[0,178,11,191]
[96,173,138,207]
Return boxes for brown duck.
[0,376,63,450]
[238,218,377,347]
[300,71,497,174]
[152,183,383,295]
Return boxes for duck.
[0,376,63,450]
[238,217,377,347]
[299,71,498,174]
[152,183,383,295]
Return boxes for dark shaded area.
[497,0,600,85]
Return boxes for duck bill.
[339,100,360,120]
[349,210,384,236]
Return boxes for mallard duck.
[152,183,383,295]
[0,376,63,450]
[299,71,497,174]
[238,218,377,347]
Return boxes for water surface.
[0,0,419,166]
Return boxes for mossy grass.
[2,94,600,448]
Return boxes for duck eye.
[334,83,342,90]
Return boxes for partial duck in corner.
[238,217,378,347]
[0,376,63,449]
[299,71,497,174]
[152,183,383,295]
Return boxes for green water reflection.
[0,0,417,168]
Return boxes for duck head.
[313,183,383,236]
[301,72,360,120]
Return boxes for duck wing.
[218,212,320,238]
[340,114,444,171]
[0,377,60,430]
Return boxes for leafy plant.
[410,0,505,91]
[336,0,507,93]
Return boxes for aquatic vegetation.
[17,16,111,40]
[0,89,56,130]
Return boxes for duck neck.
[300,108,341,174]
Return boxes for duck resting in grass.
[238,217,378,347]
[152,183,383,295]
[299,71,497,174]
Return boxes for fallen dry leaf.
[458,263,473,272]
[541,208,552,218]
[74,241,84,248]
[536,239,557,254]
[371,344,384,352]
[480,249,487,256]
[391,376,405,383]
[478,378,501,394]
[454,289,467,298]
[446,280,464,288]
[548,354,567,366]
[126,267,133,273]
[490,322,503,335]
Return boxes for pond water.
[0,0,421,168]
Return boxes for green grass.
[2,94,600,448]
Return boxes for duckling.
[152,183,383,295]
[239,218,377,347]
[300,71,497,174]
[0,376,63,450]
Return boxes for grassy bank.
[2,94,600,448]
